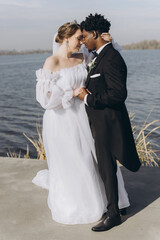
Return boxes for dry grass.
[23,121,46,160]
[7,144,30,158]
[130,112,160,167]
[7,149,22,158]
[7,113,160,167]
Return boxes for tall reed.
[23,121,46,160]
[130,112,160,167]
[7,113,160,166]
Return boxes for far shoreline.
[0,48,160,56]
[1,40,160,56]
[0,50,52,56]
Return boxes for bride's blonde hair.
[55,22,80,44]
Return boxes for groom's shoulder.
[104,44,119,56]
[102,46,127,70]
[103,45,126,63]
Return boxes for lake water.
[0,50,160,158]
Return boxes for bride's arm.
[36,69,64,110]
[36,57,83,110]
[101,33,122,52]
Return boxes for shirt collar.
[96,42,111,55]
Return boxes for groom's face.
[82,29,96,51]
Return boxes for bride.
[32,21,130,224]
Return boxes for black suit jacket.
[85,43,141,172]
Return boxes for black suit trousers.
[86,106,119,218]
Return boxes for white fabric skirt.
[32,99,130,224]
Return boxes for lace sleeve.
[36,69,64,110]
[36,69,74,110]
[61,90,74,109]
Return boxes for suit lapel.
[85,68,95,87]
[93,43,112,69]
[85,43,112,87]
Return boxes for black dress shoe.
[100,207,127,221]
[92,215,121,232]
[119,208,127,216]
[99,211,108,221]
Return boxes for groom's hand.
[78,87,88,101]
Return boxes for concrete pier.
[0,157,160,240]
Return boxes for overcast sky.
[0,0,160,50]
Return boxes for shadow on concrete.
[121,166,160,221]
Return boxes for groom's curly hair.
[80,13,111,34]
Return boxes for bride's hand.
[101,33,112,42]
[73,88,84,97]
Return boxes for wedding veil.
[52,32,60,55]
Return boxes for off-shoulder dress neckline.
[39,59,86,75]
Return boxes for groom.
[78,13,141,232]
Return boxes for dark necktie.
[92,51,98,57]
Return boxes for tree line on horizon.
[0,49,52,56]
[122,40,160,50]
[0,40,160,55]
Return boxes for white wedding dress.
[32,47,130,224]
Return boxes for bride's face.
[67,29,83,52]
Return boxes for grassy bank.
[7,112,160,167]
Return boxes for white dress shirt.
[84,42,111,105]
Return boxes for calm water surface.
[0,50,159,158]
